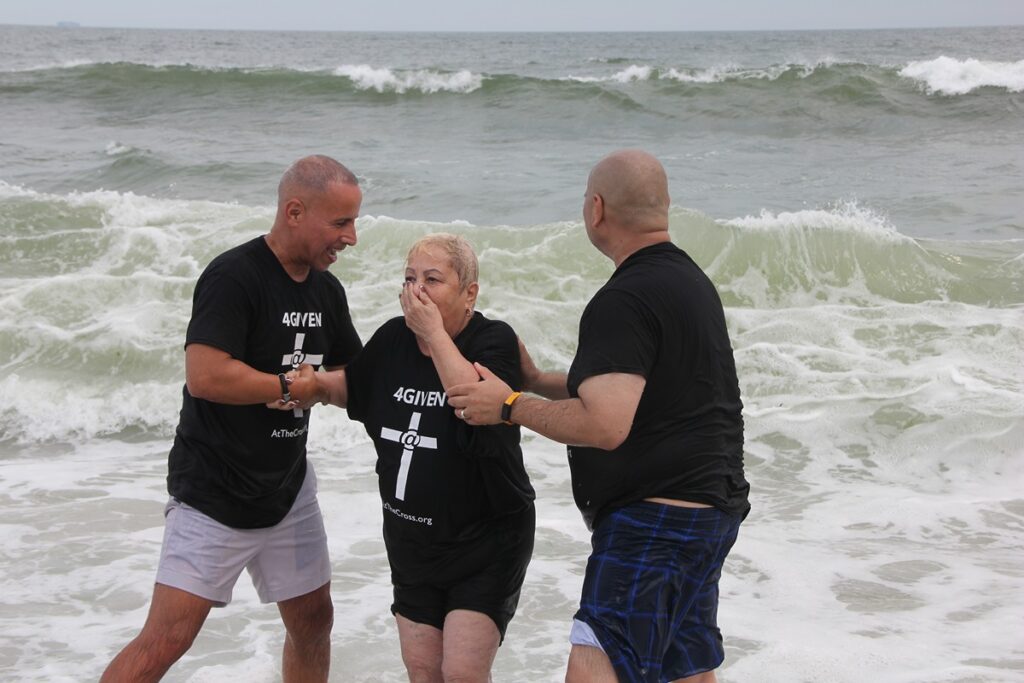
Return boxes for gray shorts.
[155,463,330,606]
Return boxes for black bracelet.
[501,391,523,425]
[277,372,292,402]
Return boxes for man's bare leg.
[277,582,334,682]
[566,644,718,683]
[565,644,617,683]
[100,583,213,683]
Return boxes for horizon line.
[4,22,1023,34]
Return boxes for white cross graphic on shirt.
[281,332,324,417]
[380,412,437,501]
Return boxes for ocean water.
[1,24,1022,682]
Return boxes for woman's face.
[404,246,477,338]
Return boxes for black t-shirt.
[566,241,750,529]
[168,236,362,528]
[345,313,534,582]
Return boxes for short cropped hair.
[278,155,358,202]
[407,233,479,291]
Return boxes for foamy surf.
[566,60,845,84]
[900,56,1024,95]
[333,64,484,94]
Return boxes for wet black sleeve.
[184,261,253,359]
[323,276,362,367]
[454,317,524,462]
[458,318,522,389]
[345,319,395,423]
[567,289,658,396]
[455,318,535,512]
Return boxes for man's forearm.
[187,356,286,405]
[450,366,641,450]
[508,394,608,449]
[511,372,643,450]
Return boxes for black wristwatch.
[278,372,292,403]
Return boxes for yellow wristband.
[501,391,522,425]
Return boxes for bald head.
[587,149,670,232]
[278,155,358,208]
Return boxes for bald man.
[449,150,750,683]
[101,155,363,682]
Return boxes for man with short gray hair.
[101,155,363,682]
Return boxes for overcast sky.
[3,0,1023,32]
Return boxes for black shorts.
[390,504,535,641]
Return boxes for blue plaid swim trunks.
[573,500,741,682]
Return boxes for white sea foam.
[566,60,835,85]
[900,56,1024,95]
[104,141,133,156]
[662,65,735,84]
[0,179,36,198]
[664,63,800,83]
[563,64,654,83]
[3,351,1021,682]
[0,58,94,73]
[722,201,905,238]
[0,187,275,445]
[15,185,269,273]
[333,64,483,94]
[609,64,653,82]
